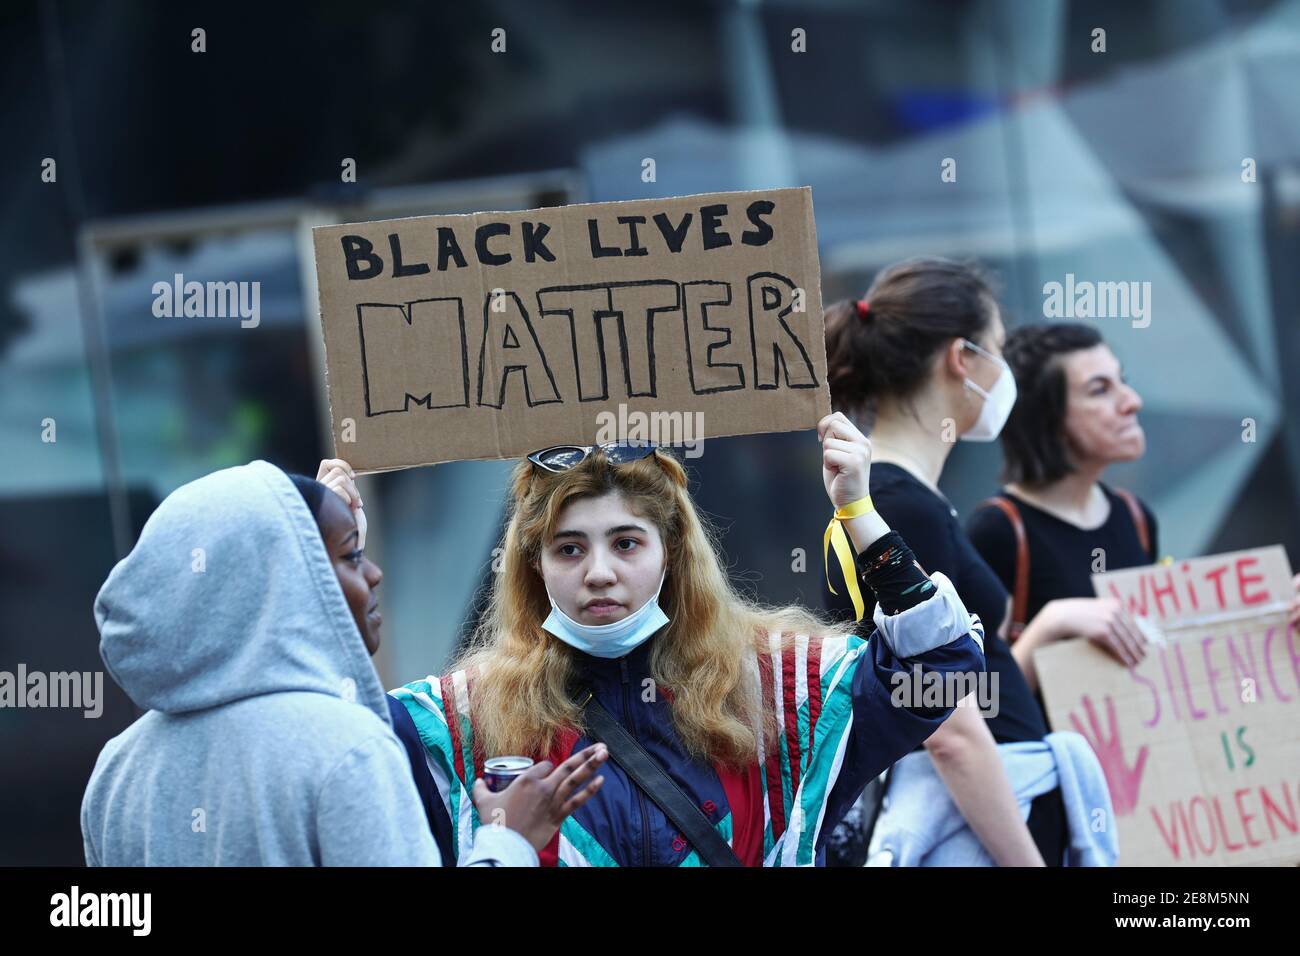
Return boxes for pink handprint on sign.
[1070,694,1148,817]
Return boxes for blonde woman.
[325,413,984,866]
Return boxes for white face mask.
[959,339,1017,442]
[541,568,670,659]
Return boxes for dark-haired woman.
[966,322,1300,694]
[822,257,1113,866]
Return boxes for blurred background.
[3,0,1298,864]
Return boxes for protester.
[967,322,1300,692]
[821,257,1112,866]
[964,322,1153,695]
[321,411,986,867]
[81,460,605,866]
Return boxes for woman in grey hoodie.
[81,460,604,866]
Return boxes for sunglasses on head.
[526,440,659,473]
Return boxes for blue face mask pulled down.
[542,570,669,659]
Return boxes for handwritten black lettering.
[358,298,469,415]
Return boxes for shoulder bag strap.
[581,692,743,867]
[1113,487,1152,560]
[977,496,1030,642]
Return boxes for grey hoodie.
[81,460,534,866]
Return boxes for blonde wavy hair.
[453,449,843,769]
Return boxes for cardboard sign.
[311,188,829,472]
[1094,546,1293,624]
[1036,546,1299,866]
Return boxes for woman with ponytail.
[822,257,1115,867]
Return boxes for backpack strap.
[1113,487,1152,560]
[977,496,1029,642]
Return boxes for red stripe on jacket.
[781,643,802,797]
[464,667,486,780]
[757,651,786,842]
[718,761,766,866]
[806,638,823,756]
[535,726,581,867]
[440,674,466,783]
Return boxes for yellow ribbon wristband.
[823,495,875,622]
